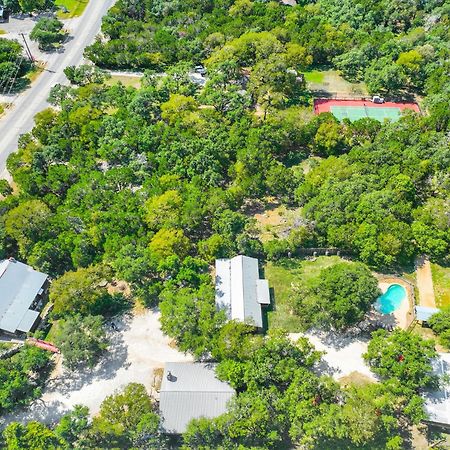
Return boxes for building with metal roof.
[0,259,48,335]
[159,362,235,434]
[415,306,441,322]
[215,255,270,329]
[424,353,450,426]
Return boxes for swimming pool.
[375,284,407,314]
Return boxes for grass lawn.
[303,70,325,84]
[105,74,142,89]
[264,255,348,332]
[431,263,450,307]
[45,320,60,343]
[55,0,89,18]
[305,70,368,98]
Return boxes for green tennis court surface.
[330,105,402,122]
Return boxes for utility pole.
[19,33,34,63]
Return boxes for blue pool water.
[375,284,407,314]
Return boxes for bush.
[428,307,450,348]
[264,239,290,260]
[30,17,66,51]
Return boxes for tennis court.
[330,105,402,121]
[314,99,420,122]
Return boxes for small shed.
[415,306,440,322]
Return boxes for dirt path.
[416,256,436,308]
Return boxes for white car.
[372,95,385,104]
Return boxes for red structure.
[27,337,60,354]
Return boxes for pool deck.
[378,280,414,330]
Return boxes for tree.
[54,314,108,370]
[159,285,225,358]
[18,0,47,14]
[3,422,61,450]
[428,307,450,348]
[314,120,347,155]
[145,190,183,230]
[132,412,168,449]
[54,405,91,447]
[30,17,66,51]
[148,228,191,260]
[217,330,321,391]
[0,346,50,412]
[364,329,438,392]
[294,262,381,330]
[91,383,160,447]
[4,200,51,257]
[64,64,109,86]
[0,179,12,196]
[364,58,407,95]
[50,265,124,317]
[297,383,406,449]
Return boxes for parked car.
[372,95,385,104]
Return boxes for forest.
[0,0,449,448]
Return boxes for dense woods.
[0,0,449,448]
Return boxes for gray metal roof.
[215,255,270,328]
[424,354,450,425]
[415,306,440,322]
[160,362,235,434]
[0,260,48,334]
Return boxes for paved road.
[0,0,116,180]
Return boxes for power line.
[3,56,24,95]
[19,33,34,63]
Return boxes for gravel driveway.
[290,331,376,382]
[0,309,192,427]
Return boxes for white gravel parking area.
[0,309,192,427]
[290,331,377,382]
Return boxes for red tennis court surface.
[314,98,420,122]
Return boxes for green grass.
[45,321,60,343]
[0,342,15,352]
[303,70,325,84]
[105,75,142,89]
[265,256,348,332]
[55,0,89,18]
[431,263,450,307]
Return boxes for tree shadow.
[45,314,133,396]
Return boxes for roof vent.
[167,371,177,382]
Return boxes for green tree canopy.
[54,314,108,370]
[293,262,381,330]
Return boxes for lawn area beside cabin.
[55,0,89,18]
[265,255,351,332]
[305,69,368,98]
[431,263,450,307]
